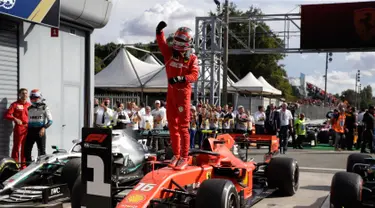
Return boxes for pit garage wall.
[18,22,93,154]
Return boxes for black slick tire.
[330,171,362,208]
[346,153,371,173]
[61,158,81,192]
[0,157,18,183]
[71,175,85,208]
[266,157,299,196]
[195,179,239,208]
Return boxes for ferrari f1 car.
[0,129,163,208]
[73,131,299,208]
[330,153,375,207]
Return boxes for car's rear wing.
[81,127,113,208]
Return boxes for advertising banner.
[0,0,60,28]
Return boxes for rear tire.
[330,171,362,208]
[61,158,81,192]
[266,157,299,196]
[195,179,239,208]
[346,153,371,173]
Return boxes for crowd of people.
[94,97,309,155]
[4,88,53,168]
[330,104,375,153]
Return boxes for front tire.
[71,176,85,208]
[330,171,362,207]
[195,179,239,208]
[346,153,371,173]
[61,158,81,192]
[0,157,18,183]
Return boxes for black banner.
[81,128,112,208]
[301,1,375,50]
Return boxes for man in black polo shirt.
[362,105,375,153]
[345,106,356,150]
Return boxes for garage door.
[0,20,19,157]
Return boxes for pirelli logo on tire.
[206,172,211,179]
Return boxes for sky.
[93,0,375,94]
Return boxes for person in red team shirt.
[156,21,199,170]
[4,88,31,167]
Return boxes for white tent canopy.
[144,55,162,66]
[95,48,236,92]
[258,76,282,95]
[229,72,274,94]
[95,48,163,89]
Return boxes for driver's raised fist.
[156,21,167,34]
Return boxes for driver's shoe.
[168,155,180,168]
[174,157,189,170]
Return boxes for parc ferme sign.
[0,0,60,28]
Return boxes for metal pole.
[222,0,229,105]
[324,53,328,106]
[355,73,358,108]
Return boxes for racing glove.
[169,76,186,85]
[156,21,167,35]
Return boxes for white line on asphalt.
[299,167,345,172]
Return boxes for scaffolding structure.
[193,12,303,105]
[194,16,223,106]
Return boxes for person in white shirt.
[140,106,154,131]
[152,100,166,129]
[246,110,255,134]
[130,110,141,131]
[138,102,146,116]
[221,105,233,133]
[160,101,167,128]
[94,98,114,128]
[235,105,250,133]
[113,103,130,129]
[278,103,294,154]
[254,106,266,134]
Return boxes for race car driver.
[24,89,53,164]
[4,88,31,166]
[156,21,199,170]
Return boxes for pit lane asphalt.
[251,148,351,208]
[63,148,354,208]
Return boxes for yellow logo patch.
[126,194,145,203]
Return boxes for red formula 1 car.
[74,132,298,208]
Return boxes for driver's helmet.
[172,27,194,52]
[30,89,43,104]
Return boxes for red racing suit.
[4,100,31,164]
[156,31,199,158]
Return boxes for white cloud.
[345,52,362,61]
[298,70,356,94]
[118,0,206,44]
[345,52,375,78]
[361,70,373,77]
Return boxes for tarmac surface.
[251,148,350,208]
[63,147,355,208]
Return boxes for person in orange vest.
[331,108,346,151]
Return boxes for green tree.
[360,85,373,108]
[95,56,105,74]
[341,89,357,105]
[209,4,294,100]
